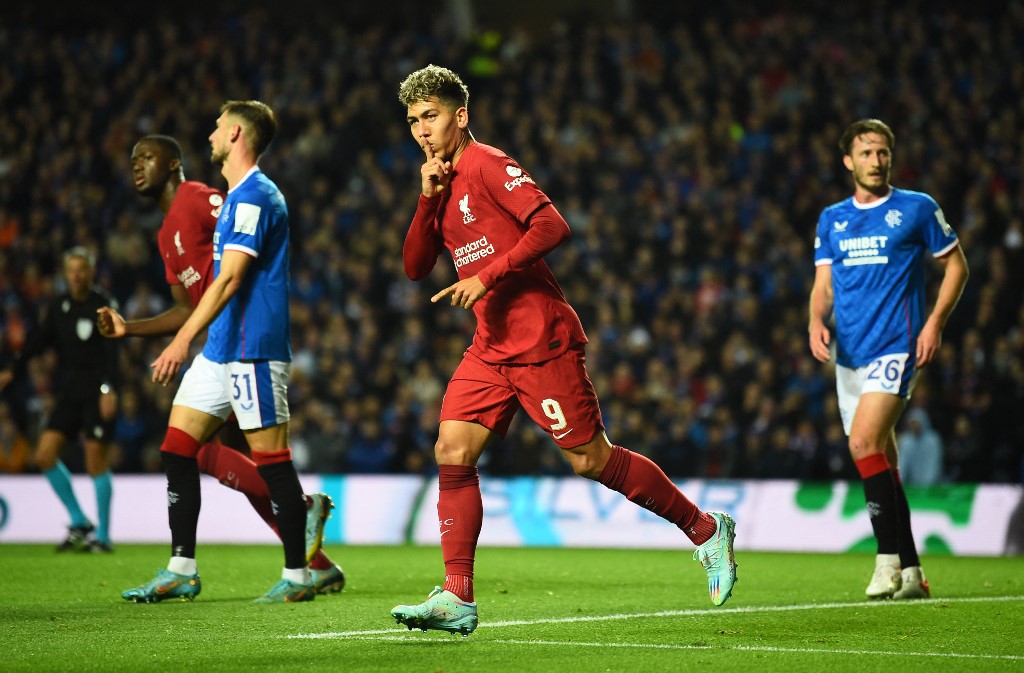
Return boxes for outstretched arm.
[98,285,194,338]
[917,244,969,367]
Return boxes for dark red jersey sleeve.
[479,155,550,225]
[476,203,570,289]
[404,194,444,280]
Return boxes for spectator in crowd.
[109,386,153,473]
[0,3,1020,488]
[0,401,30,473]
[897,407,944,486]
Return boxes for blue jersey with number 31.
[813,188,958,368]
[204,167,291,363]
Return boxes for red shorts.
[440,347,605,448]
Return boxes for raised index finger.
[431,285,455,303]
[422,140,435,160]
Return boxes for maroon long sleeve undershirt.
[403,194,444,281]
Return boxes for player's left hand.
[431,275,488,310]
[151,337,189,386]
[916,321,941,367]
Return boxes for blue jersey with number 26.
[204,167,291,363]
[813,188,958,368]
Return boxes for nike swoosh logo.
[553,429,574,440]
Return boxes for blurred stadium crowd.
[1,2,1022,483]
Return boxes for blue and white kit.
[174,166,292,430]
[814,187,959,369]
[815,188,958,431]
[205,166,291,364]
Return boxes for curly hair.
[398,64,469,110]
[838,118,895,155]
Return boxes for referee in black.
[0,247,120,551]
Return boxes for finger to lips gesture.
[420,142,452,197]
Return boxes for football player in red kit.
[98,135,344,599]
[390,66,737,636]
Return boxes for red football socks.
[161,426,201,459]
[598,445,713,544]
[437,464,482,602]
[197,440,337,570]
[197,439,277,529]
[855,452,890,479]
[197,439,271,498]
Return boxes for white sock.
[168,556,197,575]
[875,553,900,569]
[282,567,310,584]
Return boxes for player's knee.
[563,448,603,479]
[848,435,884,461]
[33,436,60,471]
[433,437,475,466]
[571,460,602,480]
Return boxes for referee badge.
[76,317,93,341]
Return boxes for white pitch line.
[483,639,1024,662]
[286,594,1024,640]
[483,594,1024,628]
[301,635,1024,662]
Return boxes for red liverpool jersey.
[157,181,223,308]
[416,142,587,364]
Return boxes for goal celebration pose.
[390,65,737,636]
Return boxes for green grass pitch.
[2,544,1022,672]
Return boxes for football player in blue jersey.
[809,119,969,599]
[124,100,314,604]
